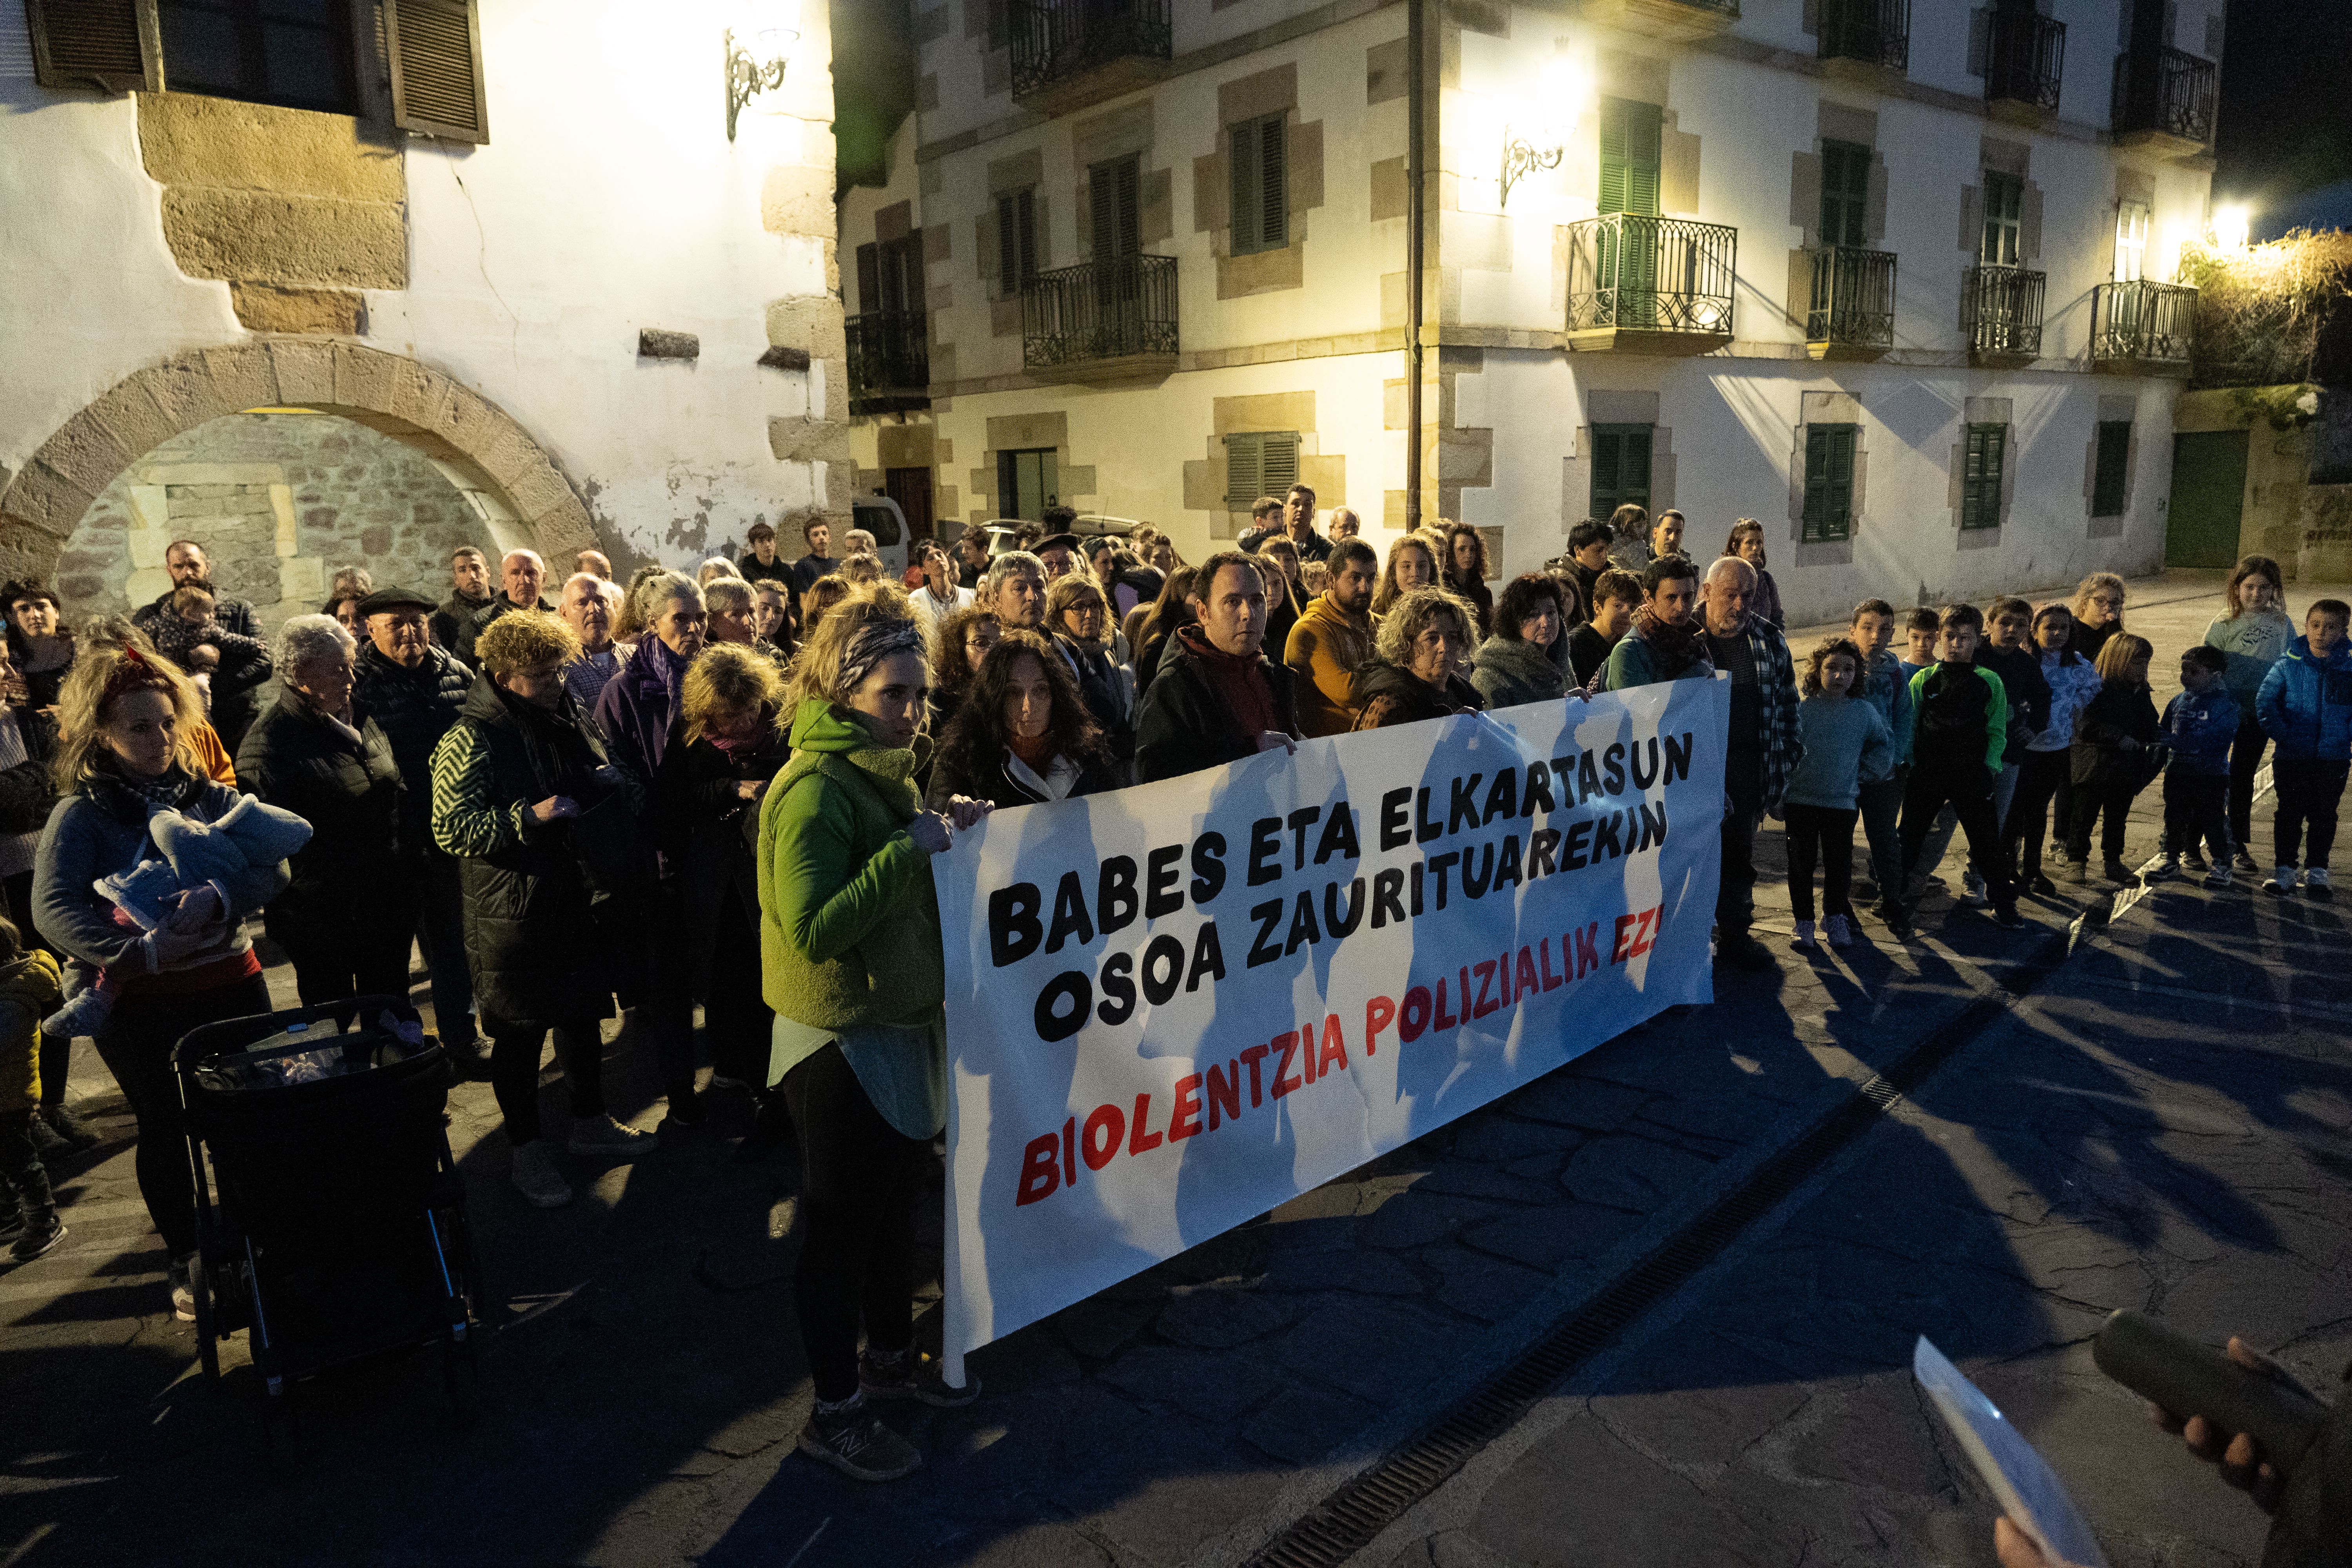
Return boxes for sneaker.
[568,1113,655,1159]
[799,1397,922,1482]
[708,1074,750,1092]
[36,1103,100,1152]
[1990,906,2028,930]
[2203,865,2235,890]
[2183,848,2209,872]
[2102,859,2136,886]
[2234,849,2260,873]
[510,1141,574,1208]
[9,1212,65,1264]
[1823,914,1856,949]
[860,1348,980,1408]
[2265,866,2299,895]
[2145,855,2178,882]
[1715,933,1777,971]
[1790,920,1818,951]
[2307,869,2335,902]
[1960,870,1987,905]
[2028,873,2057,896]
[168,1253,196,1320]
[2060,858,2090,884]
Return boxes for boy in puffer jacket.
[0,916,67,1263]
[2151,645,2240,887]
[2255,599,2352,900]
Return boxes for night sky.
[2216,0,2352,236]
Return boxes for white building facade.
[0,0,845,622]
[845,0,2219,623]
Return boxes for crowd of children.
[1780,557,2352,942]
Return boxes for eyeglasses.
[1067,599,1105,615]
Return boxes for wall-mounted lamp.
[726,11,799,141]
[1499,131,1563,209]
[1496,57,1587,209]
[2209,202,2251,252]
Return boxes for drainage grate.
[1247,929,2073,1568]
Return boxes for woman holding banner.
[1350,585,1485,730]
[929,631,1120,808]
[757,586,990,1481]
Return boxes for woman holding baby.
[33,643,290,1322]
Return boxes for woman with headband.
[758,585,991,1481]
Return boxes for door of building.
[2165,430,2248,568]
[884,466,933,541]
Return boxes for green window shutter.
[1590,430,1622,515]
[1261,431,1300,495]
[1093,155,1140,259]
[1981,171,2022,266]
[25,0,158,92]
[1588,424,1653,518]
[998,189,1036,292]
[2092,421,2131,517]
[1225,433,1263,508]
[1821,140,1870,249]
[1803,424,1857,542]
[1597,98,1662,218]
[387,0,488,143]
[1961,423,2007,530]
[1229,119,1260,254]
[1259,115,1287,249]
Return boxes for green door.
[2165,430,2247,569]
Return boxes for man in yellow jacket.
[1285,538,1380,737]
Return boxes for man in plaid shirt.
[1698,556,1802,971]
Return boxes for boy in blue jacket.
[2256,599,2352,900]
[2152,645,2239,887]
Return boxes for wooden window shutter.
[1597,98,1660,218]
[856,244,881,314]
[998,190,1036,292]
[1259,115,1287,249]
[1803,424,1855,541]
[2092,421,2131,517]
[1961,423,2005,530]
[1225,433,1263,507]
[1117,157,1140,255]
[1597,99,1626,216]
[25,0,159,93]
[1825,425,1854,536]
[1262,432,1299,495]
[1590,429,1622,514]
[1622,428,1652,505]
[1230,118,1260,254]
[387,0,488,143]
[1092,156,1141,258]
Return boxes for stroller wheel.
[441,1334,481,1428]
[259,1379,300,1468]
[189,1252,221,1386]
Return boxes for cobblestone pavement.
[2,573,2345,1568]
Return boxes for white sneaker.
[1824,914,1855,948]
[2146,855,2177,881]
[2307,868,2335,902]
[1961,870,1987,905]
[1790,920,1818,951]
[2265,866,2300,895]
[568,1112,655,1159]
[511,1142,573,1208]
[2203,864,2234,890]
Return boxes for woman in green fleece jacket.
[757,584,990,1483]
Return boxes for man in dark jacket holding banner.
[1135,551,1300,783]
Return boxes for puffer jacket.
[1350,658,1483,730]
[2256,634,2352,762]
[655,715,791,996]
[354,642,471,851]
[235,691,409,940]
[0,949,61,1114]
[429,672,646,1025]
[1468,635,1569,710]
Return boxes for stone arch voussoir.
[0,339,597,585]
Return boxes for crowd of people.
[0,492,2346,1484]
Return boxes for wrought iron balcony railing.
[2091,279,2196,366]
[1563,215,1737,341]
[1962,264,2046,358]
[1818,0,1908,73]
[2111,45,2216,145]
[1010,0,1171,101]
[1022,253,1178,372]
[845,310,929,413]
[1806,245,1896,354]
[1985,7,2064,113]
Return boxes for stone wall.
[59,412,488,639]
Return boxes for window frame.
[155,0,362,116]
[1588,423,1655,521]
[1802,423,1858,543]
[2112,199,2150,283]
[1960,422,2007,531]
[1980,170,2024,267]
[1229,111,1290,258]
[1225,430,1301,510]
[1819,138,1871,250]
[2091,421,2132,517]
[998,446,1058,523]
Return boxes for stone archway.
[0,339,597,586]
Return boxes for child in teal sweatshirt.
[1782,637,1895,951]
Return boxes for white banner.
[933,676,1730,1380]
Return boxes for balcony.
[1962,264,2045,364]
[2111,46,2216,158]
[1022,254,1179,384]
[1010,0,1171,114]
[1563,216,1737,355]
[1805,246,1896,361]
[1818,0,1908,80]
[2091,279,2196,374]
[1984,7,2064,122]
[1579,0,1738,44]
[846,311,931,416]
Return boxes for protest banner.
[932,675,1730,1384]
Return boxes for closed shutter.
[1091,154,1140,259]
[1230,118,1261,254]
[1229,115,1287,256]
[387,0,487,143]
[856,244,882,314]
[1225,431,1299,507]
[25,0,157,92]
[998,189,1037,293]
[1588,425,1653,519]
[1599,97,1662,218]
[1820,140,1871,249]
[1961,423,2006,530]
[1802,424,1857,541]
[1261,430,1299,495]
[2091,421,2131,516]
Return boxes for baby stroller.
[176,996,485,1441]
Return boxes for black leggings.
[2229,715,2268,856]
[3,869,67,1108]
[486,1015,606,1147]
[1783,803,1858,922]
[782,1042,929,1403]
[2004,749,2071,880]
[2068,774,2144,865]
[92,972,274,1259]
[705,897,772,1087]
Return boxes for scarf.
[709,727,767,765]
[635,632,694,712]
[496,683,597,799]
[1633,605,1710,680]
[1178,625,1279,738]
[1007,727,1057,771]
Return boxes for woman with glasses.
[1044,573,1134,783]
